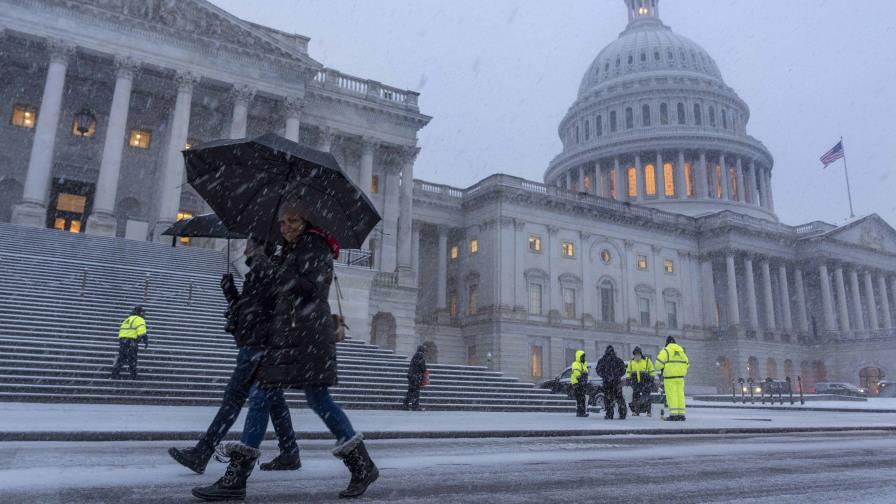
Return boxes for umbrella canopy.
[160,213,246,239]
[183,133,381,249]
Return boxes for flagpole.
[840,136,855,218]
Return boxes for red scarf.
[306,227,340,259]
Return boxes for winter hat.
[132,305,145,316]
[605,345,615,356]
[665,335,676,345]
[417,345,426,353]
[632,346,643,357]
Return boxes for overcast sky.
[210,0,896,227]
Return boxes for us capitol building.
[2,0,895,393]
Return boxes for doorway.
[47,179,94,233]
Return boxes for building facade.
[3,0,895,393]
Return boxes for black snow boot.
[191,442,260,501]
[259,449,302,471]
[333,434,379,499]
[168,445,214,474]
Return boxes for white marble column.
[656,152,666,199]
[794,268,810,332]
[743,256,760,328]
[12,40,75,227]
[154,71,198,239]
[86,56,139,236]
[834,266,851,331]
[735,158,746,203]
[764,167,775,212]
[283,96,303,143]
[396,147,418,280]
[720,153,730,200]
[676,151,687,198]
[317,127,334,152]
[380,167,399,272]
[565,171,573,191]
[757,164,768,209]
[749,160,761,206]
[436,225,448,310]
[878,274,892,329]
[701,257,718,328]
[778,264,793,330]
[819,263,837,331]
[411,222,421,287]
[849,268,865,331]
[863,271,879,330]
[359,137,376,199]
[228,84,255,139]
[577,166,585,193]
[614,157,625,201]
[725,253,740,327]
[760,259,776,330]
[697,151,709,199]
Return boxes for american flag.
[819,140,844,168]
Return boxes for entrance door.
[47,179,94,233]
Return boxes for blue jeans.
[240,384,297,452]
[242,384,356,446]
[197,347,296,453]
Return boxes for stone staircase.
[0,223,575,412]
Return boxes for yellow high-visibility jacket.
[627,358,655,383]
[118,315,147,340]
[570,350,588,385]
[655,343,689,379]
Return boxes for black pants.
[603,382,627,419]
[631,381,652,414]
[573,383,587,416]
[111,339,138,378]
[404,377,422,409]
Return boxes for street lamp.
[74,107,96,136]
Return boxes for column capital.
[501,216,516,229]
[113,55,140,80]
[174,70,200,93]
[46,38,75,65]
[547,225,560,236]
[283,96,304,119]
[399,145,420,165]
[229,84,256,106]
[360,136,379,155]
[513,219,526,231]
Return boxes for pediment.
[821,215,896,253]
[65,0,320,68]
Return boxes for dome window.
[615,58,620,68]
[654,50,661,61]
[596,115,603,137]
[709,106,716,127]
[667,48,674,60]
[584,120,590,141]
[610,111,618,133]
[642,104,651,127]
[677,103,686,125]
[722,109,728,129]
[693,104,703,126]
[625,107,634,130]
[680,49,687,61]
[640,52,647,63]
[605,62,610,73]
[660,103,669,125]
[628,54,634,65]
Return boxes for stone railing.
[794,221,836,235]
[828,328,896,342]
[312,68,419,109]
[373,271,399,287]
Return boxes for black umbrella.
[183,133,381,249]
[161,213,247,273]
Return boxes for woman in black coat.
[403,345,428,410]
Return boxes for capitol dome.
[546,0,777,221]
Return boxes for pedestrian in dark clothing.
[404,345,428,410]
[596,345,627,419]
[111,305,147,380]
[169,237,299,477]
[193,201,378,501]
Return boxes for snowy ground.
[691,397,896,411]
[2,432,896,503]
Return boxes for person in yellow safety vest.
[570,350,590,417]
[626,346,655,416]
[111,305,148,380]
[655,336,689,421]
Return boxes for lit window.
[468,284,479,315]
[637,255,648,270]
[529,283,543,315]
[627,166,637,197]
[663,162,675,196]
[562,242,575,257]
[685,162,694,197]
[129,129,151,149]
[469,239,478,254]
[528,235,542,253]
[57,193,87,214]
[530,345,543,378]
[666,300,678,329]
[644,163,656,196]
[664,259,674,274]
[563,287,576,319]
[638,6,648,15]
[53,218,66,231]
[370,175,379,194]
[639,297,651,327]
[11,105,37,128]
[600,249,612,264]
[177,211,193,245]
[72,117,96,138]
[69,220,82,233]
[448,291,458,317]
[450,245,458,260]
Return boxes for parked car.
[540,366,605,407]
[815,382,868,397]
[877,381,896,397]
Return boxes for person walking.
[403,345,428,411]
[570,350,589,417]
[596,345,627,420]
[110,305,147,380]
[627,347,655,416]
[656,336,689,421]
[192,200,378,501]
[169,237,300,476]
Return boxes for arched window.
[684,161,694,197]
[767,358,778,379]
[660,103,669,125]
[709,106,716,127]
[640,51,646,63]
[677,103,686,125]
[728,166,738,199]
[596,115,603,137]
[628,54,634,65]
[625,107,634,129]
[663,162,675,196]
[783,360,794,380]
[693,104,702,126]
[722,109,728,129]
[599,279,616,322]
[627,165,637,198]
[747,356,759,381]
[575,125,580,144]
[641,104,651,127]
[644,163,656,196]
[610,111,618,132]
[584,120,590,140]
[814,360,827,383]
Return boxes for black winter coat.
[407,346,427,383]
[596,346,626,385]
[256,232,337,389]
[223,255,276,349]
